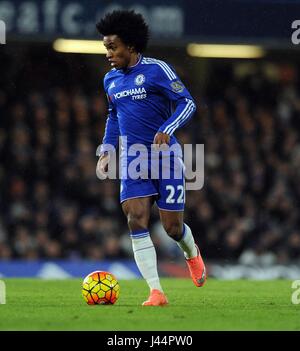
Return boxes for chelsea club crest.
[135,74,145,86]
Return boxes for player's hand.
[153,132,170,150]
[96,153,110,178]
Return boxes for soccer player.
[96,10,206,306]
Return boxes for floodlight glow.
[53,39,106,54]
[187,44,265,59]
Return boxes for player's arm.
[97,90,120,174]
[153,64,196,145]
[101,95,120,153]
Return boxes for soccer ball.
[82,270,120,305]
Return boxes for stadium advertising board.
[0,0,184,39]
[0,0,298,44]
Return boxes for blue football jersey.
[100,55,196,154]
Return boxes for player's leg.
[159,209,206,287]
[122,196,168,306]
[158,210,195,256]
[156,150,206,286]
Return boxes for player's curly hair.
[96,10,149,53]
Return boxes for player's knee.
[164,222,183,241]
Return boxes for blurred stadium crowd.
[0,51,300,264]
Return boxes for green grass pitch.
[0,278,299,331]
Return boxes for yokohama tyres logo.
[114,87,146,99]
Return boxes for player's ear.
[128,46,135,53]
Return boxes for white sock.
[131,231,163,292]
[176,224,198,259]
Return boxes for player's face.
[103,35,132,70]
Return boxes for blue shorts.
[120,152,185,211]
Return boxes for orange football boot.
[186,245,207,287]
[142,289,168,306]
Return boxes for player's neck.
[128,53,141,68]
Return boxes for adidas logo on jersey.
[109,81,116,89]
